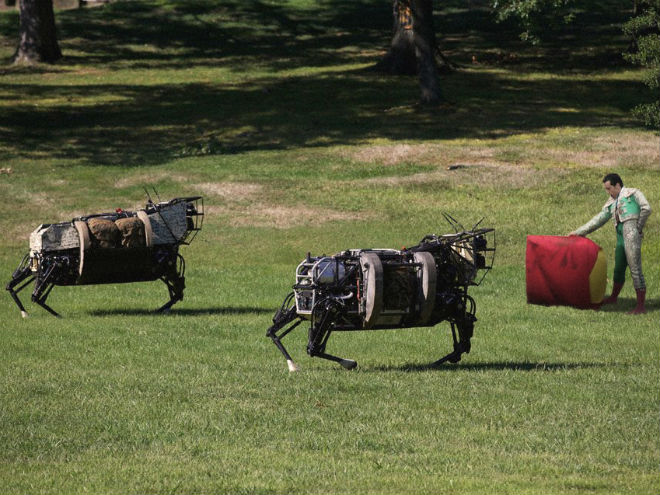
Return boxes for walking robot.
[266,216,494,371]
[7,195,203,317]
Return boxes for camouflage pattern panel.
[115,217,146,248]
[87,218,120,249]
[148,201,188,245]
[29,223,80,253]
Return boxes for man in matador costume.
[571,173,652,314]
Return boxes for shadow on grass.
[88,305,273,316]
[42,0,632,74]
[370,360,609,373]
[0,68,645,166]
[0,0,645,166]
[596,296,660,313]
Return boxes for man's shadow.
[597,296,660,313]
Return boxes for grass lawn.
[0,1,658,493]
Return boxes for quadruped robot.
[7,195,203,317]
[267,216,494,371]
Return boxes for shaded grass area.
[0,0,658,494]
[0,0,650,166]
[0,69,648,166]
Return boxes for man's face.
[603,180,621,199]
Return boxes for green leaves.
[490,0,576,44]
[623,1,660,128]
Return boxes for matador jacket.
[574,187,652,236]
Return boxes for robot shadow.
[369,361,607,373]
[88,306,273,316]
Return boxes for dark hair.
[603,173,623,187]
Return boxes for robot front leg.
[431,315,475,367]
[156,253,186,313]
[268,320,303,372]
[267,292,303,371]
[28,262,62,318]
[156,273,185,313]
[6,254,34,318]
[32,281,60,318]
[307,301,357,370]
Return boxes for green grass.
[0,0,658,493]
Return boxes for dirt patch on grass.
[206,204,369,229]
[364,162,562,189]
[28,192,55,208]
[348,134,658,173]
[193,182,263,201]
[590,134,659,168]
[4,223,35,245]
[347,143,556,187]
[197,181,368,228]
[234,205,368,228]
[114,171,189,189]
[544,149,619,168]
[522,134,659,169]
[351,144,428,166]
[348,143,496,166]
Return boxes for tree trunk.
[411,0,442,104]
[13,0,62,64]
[377,0,417,75]
[377,0,443,104]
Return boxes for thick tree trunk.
[13,0,62,64]
[411,0,442,104]
[377,0,443,104]
[377,0,417,75]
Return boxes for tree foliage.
[491,0,659,128]
[623,0,660,128]
[490,0,576,43]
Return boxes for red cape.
[526,235,603,310]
